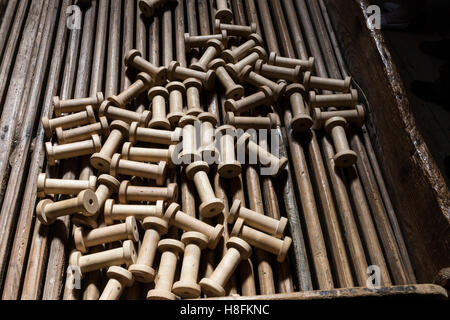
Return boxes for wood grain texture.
[1,0,61,299]
[206,284,448,300]
[0,0,47,292]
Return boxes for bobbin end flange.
[199,278,226,298]
[129,264,156,284]
[36,199,55,225]
[103,199,115,225]
[227,236,252,261]
[199,199,225,219]
[227,199,241,224]
[277,236,292,263]
[123,240,138,266]
[74,226,88,253]
[107,266,135,287]
[214,8,233,24]
[172,280,201,299]
[147,288,177,300]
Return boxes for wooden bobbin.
[303,71,352,93]
[166,81,185,126]
[110,154,168,186]
[125,49,167,85]
[313,105,365,129]
[216,125,241,178]
[185,162,225,218]
[191,39,224,72]
[222,33,263,63]
[122,143,177,167]
[129,217,168,283]
[146,239,185,300]
[239,65,286,100]
[197,112,219,162]
[108,72,153,108]
[231,218,292,263]
[214,19,257,38]
[129,122,182,145]
[104,200,166,225]
[99,266,134,300]
[164,203,224,248]
[69,240,137,275]
[268,52,315,72]
[184,30,228,52]
[36,190,99,225]
[95,174,120,212]
[172,231,209,298]
[45,134,102,166]
[99,101,151,127]
[53,92,104,117]
[225,112,278,130]
[37,173,97,198]
[209,58,244,100]
[324,116,358,168]
[74,216,140,253]
[139,0,170,17]
[215,0,233,23]
[224,86,273,115]
[199,237,252,297]
[42,105,96,138]
[309,89,359,108]
[168,61,216,91]
[90,120,129,172]
[285,83,313,132]
[148,86,171,130]
[183,78,204,116]
[254,59,302,82]
[179,115,201,163]
[56,116,110,144]
[225,47,268,79]
[236,132,288,177]
[119,180,178,204]
[228,199,288,238]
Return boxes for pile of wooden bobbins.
[37,0,364,300]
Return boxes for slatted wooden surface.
[0,0,447,300]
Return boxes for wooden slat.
[1,0,61,299]
[207,284,448,300]
[0,0,47,290]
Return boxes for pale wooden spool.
[99,266,134,300]
[104,200,166,225]
[69,240,137,275]
[185,161,225,218]
[164,203,224,249]
[74,216,139,253]
[231,218,292,263]
[110,154,168,186]
[90,120,129,172]
[172,231,208,298]
[36,190,99,225]
[118,181,178,204]
[228,199,288,238]
[129,217,168,283]
[146,239,184,300]
[199,237,252,297]
[37,173,97,198]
